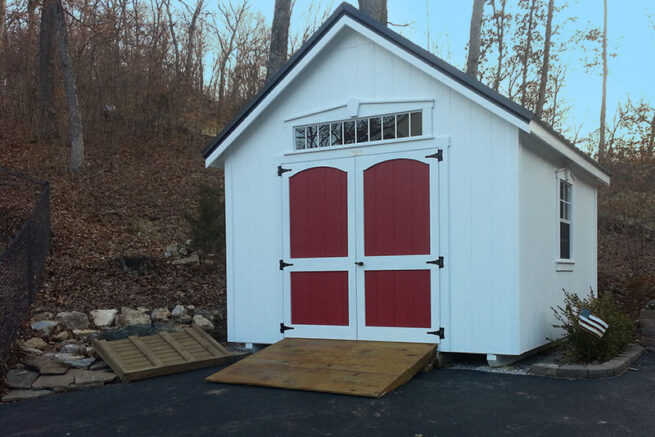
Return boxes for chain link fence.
[0,167,50,361]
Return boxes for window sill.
[556,259,574,272]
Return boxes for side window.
[559,179,572,260]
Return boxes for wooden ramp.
[93,326,243,382]
[205,338,436,398]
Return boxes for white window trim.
[556,169,575,271]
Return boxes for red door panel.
[289,167,348,258]
[291,271,349,325]
[364,159,430,256]
[365,270,431,328]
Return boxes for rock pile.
[164,241,200,265]
[2,305,224,402]
[640,300,655,351]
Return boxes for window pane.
[559,180,565,200]
[331,122,343,146]
[307,125,318,148]
[397,113,409,138]
[344,121,356,144]
[357,119,369,143]
[369,117,382,141]
[295,127,306,150]
[383,115,396,139]
[560,222,570,259]
[410,111,422,136]
[564,183,571,202]
[560,201,565,219]
[319,124,330,147]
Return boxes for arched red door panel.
[289,167,348,258]
[364,159,430,256]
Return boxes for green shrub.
[552,290,635,363]
[184,183,225,254]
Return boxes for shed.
[202,3,610,365]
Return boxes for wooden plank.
[185,327,223,357]
[159,332,195,361]
[190,325,231,355]
[128,336,164,367]
[92,339,128,381]
[206,338,436,398]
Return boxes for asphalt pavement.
[1,352,653,436]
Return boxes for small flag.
[578,308,609,339]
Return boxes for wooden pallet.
[93,326,242,382]
[206,338,436,398]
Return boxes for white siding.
[518,142,598,352]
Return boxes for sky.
[242,0,655,141]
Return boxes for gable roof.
[202,2,609,184]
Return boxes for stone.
[194,309,223,322]
[117,307,151,327]
[31,312,54,323]
[46,352,95,369]
[30,320,59,336]
[152,321,177,332]
[171,305,188,318]
[60,344,87,355]
[186,305,195,311]
[172,253,199,265]
[640,318,655,337]
[89,309,117,327]
[587,364,615,378]
[557,364,589,378]
[55,311,90,330]
[2,390,54,402]
[178,246,190,256]
[151,307,171,322]
[21,347,44,356]
[165,243,179,254]
[100,325,155,341]
[32,372,74,390]
[89,360,110,371]
[640,336,655,347]
[192,315,214,330]
[53,331,70,342]
[137,306,150,313]
[72,329,99,340]
[5,369,39,389]
[71,370,118,385]
[24,356,69,375]
[164,251,174,257]
[22,337,48,350]
[529,363,558,377]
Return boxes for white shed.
[203,3,610,365]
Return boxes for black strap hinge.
[425,149,443,161]
[427,327,445,339]
[427,256,444,268]
[277,165,292,176]
[280,323,294,333]
[279,259,293,270]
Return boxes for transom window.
[559,179,572,259]
[294,111,423,150]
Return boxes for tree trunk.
[0,0,5,50]
[599,0,608,157]
[38,1,57,139]
[535,0,554,118]
[266,0,291,81]
[520,0,536,107]
[491,0,508,92]
[52,0,84,172]
[165,0,181,78]
[466,0,484,78]
[358,0,387,26]
[185,0,204,87]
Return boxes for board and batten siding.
[224,27,522,352]
[518,140,598,353]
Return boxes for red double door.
[281,149,440,343]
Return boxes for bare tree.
[52,0,84,171]
[164,0,181,76]
[490,0,509,92]
[0,0,5,50]
[599,0,608,156]
[466,0,484,78]
[38,1,56,139]
[519,0,537,106]
[358,0,387,26]
[535,0,554,118]
[181,0,205,85]
[266,0,290,81]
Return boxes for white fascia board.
[529,120,610,186]
[345,19,531,133]
[205,15,531,167]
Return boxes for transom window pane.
[382,116,396,140]
[344,121,356,144]
[559,179,572,259]
[293,110,424,150]
[357,119,369,143]
[331,123,343,146]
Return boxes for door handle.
[354,261,364,266]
